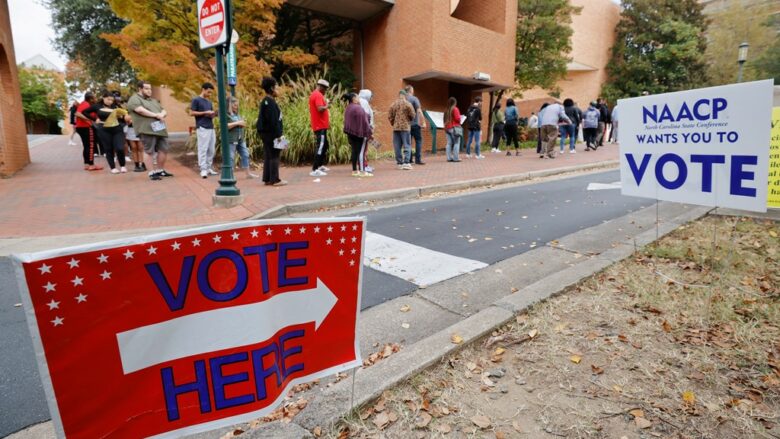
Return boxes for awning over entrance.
[405,70,513,93]
[286,0,394,21]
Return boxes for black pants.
[584,128,598,148]
[348,134,367,172]
[96,125,126,169]
[76,126,96,165]
[504,123,519,150]
[492,123,505,149]
[410,125,423,164]
[262,134,281,184]
[536,127,543,153]
[312,129,329,171]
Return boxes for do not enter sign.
[198,0,228,49]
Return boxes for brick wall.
[0,1,31,177]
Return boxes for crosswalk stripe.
[363,231,488,287]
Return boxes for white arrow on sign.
[116,279,338,374]
[587,181,622,191]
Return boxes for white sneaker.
[200,170,208,179]
[319,166,330,172]
[310,170,326,177]
[207,169,218,176]
[570,150,577,154]
[120,167,128,173]
[476,155,485,159]
[110,168,120,174]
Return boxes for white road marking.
[587,181,622,191]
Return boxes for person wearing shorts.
[126,80,173,181]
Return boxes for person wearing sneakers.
[309,79,331,177]
[464,96,484,159]
[227,97,259,180]
[490,101,505,153]
[191,83,218,179]
[75,92,103,171]
[583,102,601,151]
[504,98,520,156]
[82,91,130,174]
[405,85,426,166]
[539,100,571,159]
[358,89,375,173]
[127,80,173,181]
[343,92,373,177]
[388,90,416,170]
[444,97,462,162]
[257,77,287,186]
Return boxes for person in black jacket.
[596,98,610,147]
[257,77,286,186]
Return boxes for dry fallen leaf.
[415,412,432,428]
[451,334,464,344]
[629,409,645,418]
[662,320,672,333]
[682,390,696,405]
[400,304,411,313]
[528,329,539,339]
[466,362,477,371]
[437,423,452,434]
[495,432,506,439]
[471,415,492,429]
[635,417,652,429]
[313,426,322,437]
[494,347,506,356]
[401,323,410,329]
[372,412,390,430]
[769,230,778,238]
[570,355,582,364]
[591,365,604,375]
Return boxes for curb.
[250,160,619,220]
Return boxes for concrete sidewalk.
[0,135,619,238]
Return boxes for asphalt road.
[0,169,649,436]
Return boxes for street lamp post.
[737,42,749,83]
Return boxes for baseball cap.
[317,79,330,88]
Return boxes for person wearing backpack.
[464,96,484,159]
[504,98,520,156]
[582,102,601,151]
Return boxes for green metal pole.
[215,44,240,196]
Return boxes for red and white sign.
[13,219,364,438]
[198,0,228,49]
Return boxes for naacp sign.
[619,80,774,212]
[13,219,364,438]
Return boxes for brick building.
[289,0,518,146]
[0,0,31,177]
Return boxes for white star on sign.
[231,232,240,241]
[351,248,357,255]
[123,249,135,259]
[351,236,357,243]
[326,239,333,245]
[284,227,292,235]
[299,226,306,234]
[51,316,64,327]
[340,225,347,232]
[47,299,60,310]
[67,258,80,269]
[100,270,112,280]
[314,226,321,233]
[38,264,52,275]
[147,246,158,255]
[266,228,273,236]
[327,226,333,233]
[75,293,88,303]
[352,224,358,231]
[71,276,84,287]
[171,242,181,251]
[213,235,222,243]
[97,254,109,264]
[339,249,345,256]
[251,230,259,238]
[192,238,201,247]
[340,237,346,244]
[43,282,56,293]
[349,260,355,266]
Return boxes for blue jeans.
[559,125,575,151]
[410,125,423,163]
[229,141,250,169]
[446,128,461,161]
[393,131,412,164]
[466,129,481,156]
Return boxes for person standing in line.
[595,97,608,147]
[539,100,571,159]
[309,79,331,177]
[82,91,130,174]
[358,89,375,173]
[536,103,549,156]
[227,98,259,180]
[127,80,173,181]
[528,111,538,133]
[573,102,584,143]
[464,96,484,159]
[490,101,505,153]
[444,97,462,162]
[388,90,415,170]
[343,92,373,177]
[561,98,580,154]
[68,101,79,145]
[257,77,287,186]
[74,92,102,171]
[504,98,520,156]
[405,85,427,165]
[582,102,600,151]
[610,104,619,144]
[190,83,217,179]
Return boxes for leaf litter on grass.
[327,216,779,438]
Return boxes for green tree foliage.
[515,0,580,93]
[43,0,134,85]
[603,0,709,101]
[753,34,780,83]
[705,2,777,85]
[18,67,67,131]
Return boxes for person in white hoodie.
[358,89,375,173]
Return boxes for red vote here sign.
[13,219,364,438]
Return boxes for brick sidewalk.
[0,136,619,237]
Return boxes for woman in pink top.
[444,97,462,162]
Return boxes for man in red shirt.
[74,92,103,171]
[309,79,330,177]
